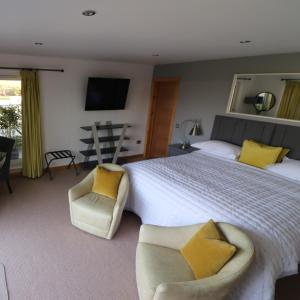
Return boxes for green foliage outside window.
[0,105,22,139]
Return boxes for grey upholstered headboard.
[211,115,300,160]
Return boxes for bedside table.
[168,144,199,157]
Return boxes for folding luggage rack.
[45,150,79,180]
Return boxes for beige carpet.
[0,264,8,300]
[0,169,141,300]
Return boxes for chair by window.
[68,163,129,239]
[0,136,15,193]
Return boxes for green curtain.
[277,81,300,120]
[21,70,43,178]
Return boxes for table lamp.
[180,120,203,149]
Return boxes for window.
[0,79,22,168]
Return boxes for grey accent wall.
[153,52,300,144]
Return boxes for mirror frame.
[226,73,300,124]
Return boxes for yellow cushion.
[180,220,236,279]
[276,148,290,163]
[239,140,283,169]
[195,219,224,240]
[92,167,124,200]
[249,140,289,163]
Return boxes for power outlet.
[175,123,180,128]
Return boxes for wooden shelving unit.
[80,121,131,168]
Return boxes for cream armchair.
[136,223,254,300]
[68,163,129,239]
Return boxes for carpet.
[0,264,8,300]
[0,169,141,300]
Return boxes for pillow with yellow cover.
[180,219,236,279]
[92,166,124,200]
[247,140,289,163]
[239,140,283,169]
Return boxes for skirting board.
[0,264,8,300]
[10,154,145,177]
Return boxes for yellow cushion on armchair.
[92,166,124,200]
[180,219,236,279]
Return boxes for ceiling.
[1,0,300,65]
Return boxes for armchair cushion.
[72,192,115,232]
[92,166,124,200]
[193,219,224,240]
[181,220,236,279]
[136,243,194,300]
[181,238,236,280]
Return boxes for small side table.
[168,144,199,157]
[45,150,79,180]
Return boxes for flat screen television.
[85,77,130,110]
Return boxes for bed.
[124,115,300,300]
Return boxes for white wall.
[0,53,153,166]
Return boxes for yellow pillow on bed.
[180,219,236,279]
[276,148,290,163]
[249,140,289,163]
[92,166,124,200]
[239,140,283,169]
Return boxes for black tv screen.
[85,77,130,110]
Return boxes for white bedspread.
[124,151,300,300]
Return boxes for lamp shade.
[189,122,203,136]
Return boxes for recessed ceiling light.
[152,54,160,57]
[34,42,44,46]
[240,40,252,44]
[82,10,96,16]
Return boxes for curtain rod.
[0,66,64,72]
[237,77,252,80]
[281,78,300,81]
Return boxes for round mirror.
[254,92,276,112]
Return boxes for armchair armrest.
[107,171,129,239]
[139,224,203,250]
[68,170,95,202]
[114,172,129,208]
[154,274,233,300]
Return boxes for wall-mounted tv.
[85,77,130,111]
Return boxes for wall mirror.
[227,73,300,122]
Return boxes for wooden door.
[145,78,180,158]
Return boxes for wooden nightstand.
[168,144,199,157]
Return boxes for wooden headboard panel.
[211,115,300,160]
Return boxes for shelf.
[80,147,128,157]
[81,124,131,131]
[80,122,131,168]
[80,136,129,144]
[81,159,113,169]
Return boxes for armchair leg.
[6,180,12,194]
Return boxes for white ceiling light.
[82,10,96,17]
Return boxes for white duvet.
[124,151,300,300]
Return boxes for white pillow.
[266,158,300,181]
[191,140,241,160]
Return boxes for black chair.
[0,136,15,193]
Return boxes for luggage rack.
[45,150,79,180]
